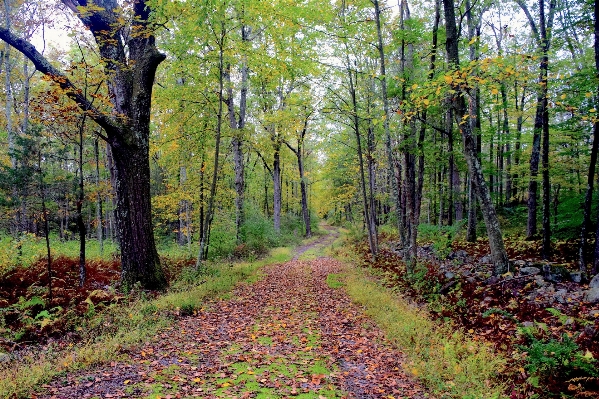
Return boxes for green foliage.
[519,334,597,379]
[418,223,464,260]
[409,262,441,300]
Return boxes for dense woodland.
[0,0,599,397]
[0,0,595,284]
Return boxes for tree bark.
[516,0,556,240]
[590,0,599,276]
[226,23,250,245]
[272,139,282,235]
[94,137,104,255]
[347,61,377,259]
[373,0,401,238]
[0,1,168,290]
[77,115,87,287]
[443,0,509,274]
[197,26,225,268]
[285,108,314,238]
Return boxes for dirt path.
[36,232,428,399]
[291,225,339,261]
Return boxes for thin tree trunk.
[197,30,225,268]
[517,0,556,239]
[94,137,104,255]
[273,144,282,234]
[76,115,87,287]
[588,0,599,275]
[373,0,402,239]
[37,148,52,303]
[443,0,509,274]
[447,109,454,226]
[347,61,377,259]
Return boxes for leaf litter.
[34,256,430,399]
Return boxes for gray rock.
[522,321,534,328]
[588,309,599,318]
[467,277,477,284]
[542,264,570,283]
[445,271,456,280]
[590,274,599,288]
[584,325,598,339]
[534,275,547,287]
[570,271,584,284]
[554,289,568,304]
[514,260,527,267]
[584,287,599,303]
[480,255,492,264]
[520,267,541,276]
[447,249,469,261]
[486,276,499,285]
[0,353,9,363]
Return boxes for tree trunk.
[347,62,377,259]
[517,0,556,239]
[4,0,13,168]
[94,137,104,255]
[77,115,87,287]
[273,144,282,234]
[0,0,167,290]
[285,111,313,238]
[299,151,311,237]
[373,0,402,238]
[226,24,249,245]
[443,0,509,275]
[590,0,599,276]
[197,30,225,268]
[447,109,455,226]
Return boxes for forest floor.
[353,234,599,398]
[31,231,431,399]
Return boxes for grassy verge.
[0,247,292,399]
[332,234,507,399]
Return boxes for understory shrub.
[418,222,464,259]
[519,333,597,379]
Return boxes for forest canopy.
[0,0,596,286]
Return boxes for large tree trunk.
[443,0,509,275]
[0,0,167,290]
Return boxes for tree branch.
[0,27,121,139]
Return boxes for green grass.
[332,229,507,399]
[0,233,119,274]
[342,266,507,398]
[325,273,343,289]
[0,246,292,399]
